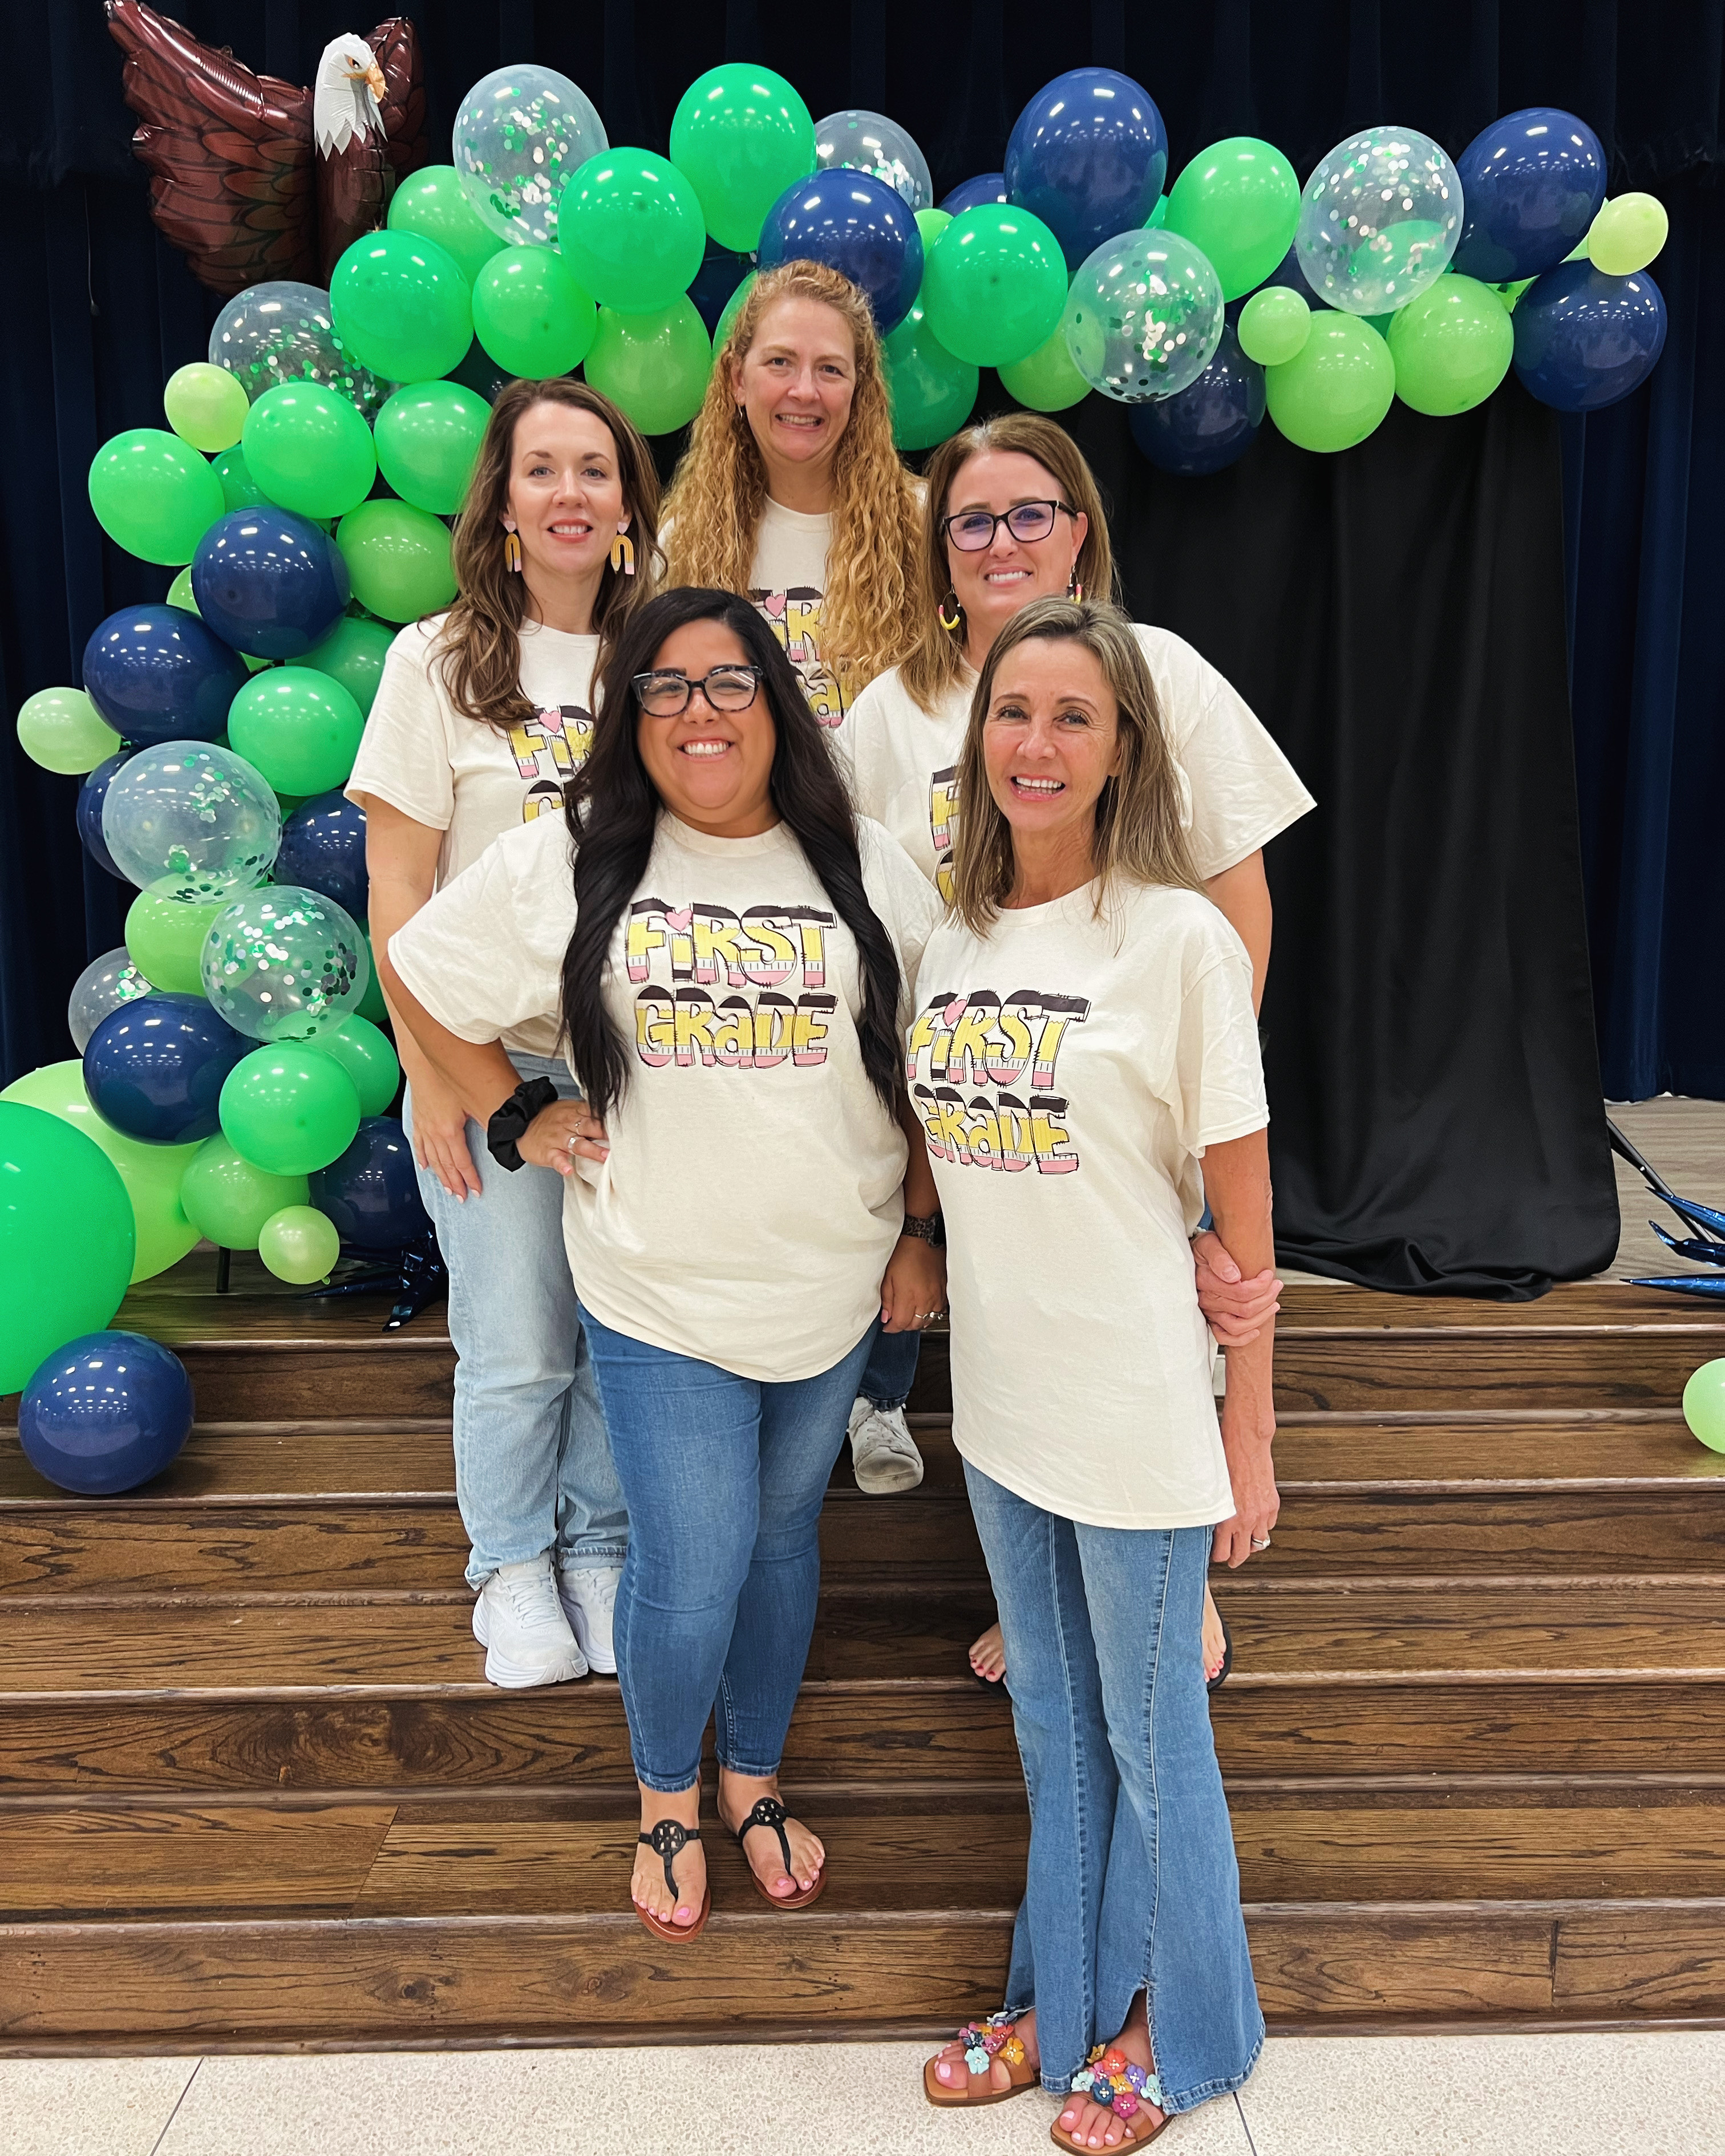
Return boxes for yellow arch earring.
[610,530,635,576]
[938,589,963,634]
[502,522,522,573]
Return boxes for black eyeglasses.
[941,500,1078,552]
[632,665,762,716]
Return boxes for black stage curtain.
[6,1,1722,1292]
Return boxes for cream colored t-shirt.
[746,498,848,727]
[913,880,1268,1529]
[843,626,1314,899]
[390,809,941,1380]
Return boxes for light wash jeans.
[964,1459,1262,2110]
[577,1303,876,1792]
[407,1053,627,1589]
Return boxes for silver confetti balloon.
[1063,232,1226,402]
[67,946,152,1054]
[453,64,608,249]
[813,110,934,213]
[208,281,389,416]
[100,742,281,903]
[200,885,369,1043]
[1294,126,1463,315]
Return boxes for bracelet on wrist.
[899,1210,944,1247]
[485,1075,558,1171]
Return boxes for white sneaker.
[848,1396,925,1494]
[557,1561,622,1675]
[472,1554,588,1688]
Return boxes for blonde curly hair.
[660,260,923,696]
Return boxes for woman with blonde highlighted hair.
[662,258,929,1498]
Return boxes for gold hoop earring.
[938,589,963,635]
[503,527,522,574]
[610,530,635,577]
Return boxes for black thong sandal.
[1208,1612,1234,1695]
[730,1794,827,1910]
[633,1818,710,1943]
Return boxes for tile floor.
[5,2029,1723,2155]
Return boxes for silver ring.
[1250,1535,1272,1549]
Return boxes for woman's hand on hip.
[408,1067,483,1201]
[520,1099,610,1177]
[1212,1391,1279,1569]
[880,1237,946,1333]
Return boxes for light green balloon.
[584,299,712,436]
[0,1099,135,1389]
[998,325,1090,412]
[1492,278,1536,312]
[471,252,598,382]
[329,230,474,386]
[1237,287,1313,368]
[87,429,225,566]
[1264,314,1395,453]
[164,362,252,453]
[258,1203,342,1284]
[669,64,816,253]
[227,667,366,797]
[302,614,395,718]
[712,272,756,355]
[180,1133,309,1250]
[1683,1359,1725,1454]
[219,1045,362,1177]
[336,500,458,623]
[212,444,272,511]
[921,205,1068,370]
[915,208,952,250]
[357,934,388,1024]
[1588,192,1669,277]
[374,381,491,516]
[242,383,378,521]
[1164,138,1301,302]
[124,887,230,994]
[558,149,707,315]
[1388,276,1513,417]
[16,687,122,776]
[0,1063,197,1286]
[387,162,507,287]
[882,299,978,451]
[317,1014,400,1117]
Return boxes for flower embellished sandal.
[730,1794,826,1910]
[922,2010,1038,2108]
[633,1818,710,1944]
[1051,2045,1172,2149]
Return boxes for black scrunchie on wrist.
[485,1075,558,1171]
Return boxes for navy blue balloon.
[310,1116,431,1251]
[83,992,248,1145]
[1451,108,1607,285]
[19,1331,194,1496]
[191,507,351,661]
[757,169,924,333]
[274,791,370,915]
[77,749,135,881]
[1129,323,1265,477]
[82,605,249,747]
[940,172,1009,215]
[1005,68,1168,268]
[688,241,752,335]
[1512,261,1668,413]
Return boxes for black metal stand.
[215,1245,232,1295]
[307,1230,448,1330]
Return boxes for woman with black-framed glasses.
[384,587,944,1942]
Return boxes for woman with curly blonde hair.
[662,258,929,1497]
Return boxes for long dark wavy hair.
[560,586,903,1121]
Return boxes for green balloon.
[87,428,225,566]
[227,667,365,797]
[1,1060,200,1284]
[882,299,978,451]
[125,888,230,994]
[916,208,952,252]
[921,205,1067,370]
[16,687,122,776]
[1237,286,1313,367]
[712,272,756,354]
[387,162,507,287]
[258,1203,342,1284]
[164,362,252,454]
[1264,314,1395,453]
[558,149,707,315]
[336,500,457,623]
[1164,137,1301,302]
[1683,1359,1725,1454]
[242,382,377,521]
[317,1014,400,1116]
[1588,192,1668,277]
[219,1045,362,1177]
[471,251,598,381]
[302,614,395,718]
[1388,276,1514,418]
[1145,196,1168,230]
[212,444,272,511]
[374,382,491,516]
[669,64,816,254]
[180,1133,309,1251]
[357,934,388,1024]
[0,1100,135,1390]
[329,230,474,386]
[998,325,1090,413]
[584,299,712,436]
[1492,278,1536,312]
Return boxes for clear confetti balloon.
[453,64,608,248]
[813,110,934,212]
[208,282,389,418]
[1295,126,1463,315]
[200,885,369,1043]
[100,742,281,904]
[68,946,153,1055]
[1063,231,1226,402]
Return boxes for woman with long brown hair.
[349,378,661,1692]
[662,258,931,1498]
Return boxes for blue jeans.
[964,1460,1262,2110]
[407,1053,627,1589]
[859,1325,920,1411]
[577,1305,874,1793]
